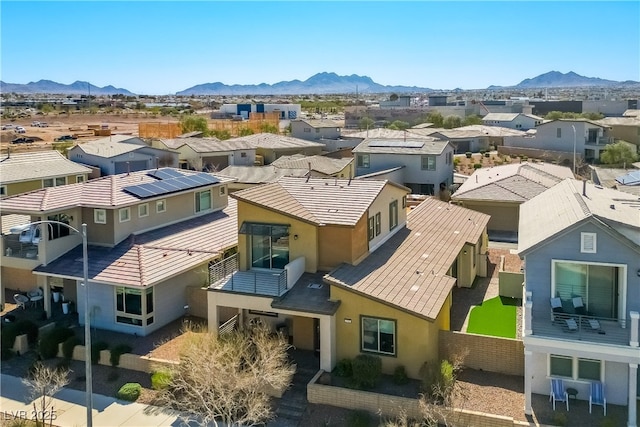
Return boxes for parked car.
[31,121,41,127]
[15,126,26,134]
[1,124,14,130]
[11,137,35,144]
[38,122,49,127]
[54,135,77,141]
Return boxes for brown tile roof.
[231,176,402,226]
[0,151,91,184]
[33,199,238,287]
[325,199,490,321]
[271,154,353,175]
[353,138,450,155]
[226,133,325,150]
[0,169,235,213]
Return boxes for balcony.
[208,254,289,297]
[2,234,39,260]
[523,291,639,348]
[585,136,614,146]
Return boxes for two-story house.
[519,179,640,426]
[206,176,489,377]
[225,133,325,165]
[504,119,614,162]
[68,135,179,175]
[1,168,237,335]
[290,119,341,142]
[152,137,257,171]
[482,113,543,130]
[353,137,454,195]
[0,151,91,198]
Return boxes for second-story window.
[195,190,212,213]
[368,217,375,241]
[421,155,436,171]
[156,199,166,213]
[389,200,398,230]
[138,203,149,218]
[119,207,130,223]
[94,209,106,224]
[375,212,381,236]
[43,177,67,188]
[357,154,370,168]
[76,175,85,183]
[557,128,562,138]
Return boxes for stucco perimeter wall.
[439,330,524,376]
[497,146,578,163]
[307,371,516,427]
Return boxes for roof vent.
[610,204,615,210]
[308,283,323,289]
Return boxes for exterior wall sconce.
[293,234,299,240]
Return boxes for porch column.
[524,350,533,415]
[629,363,638,427]
[319,315,336,372]
[630,312,639,348]
[37,275,51,318]
[207,297,220,338]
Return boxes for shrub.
[347,410,371,427]
[479,149,486,155]
[473,163,482,169]
[453,157,460,166]
[91,341,109,365]
[151,370,172,390]
[109,343,133,367]
[38,327,74,360]
[334,358,352,378]
[117,382,141,402]
[393,365,409,385]
[484,152,490,158]
[465,151,472,159]
[62,336,81,360]
[351,354,381,389]
[420,359,458,404]
[521,155,528,161]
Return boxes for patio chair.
[589,381,606,415]
[572,296,589,316]
[586,318,602,332]
[550,378,569,411]
[13,294,28,310]
[550,297,566,321]
[564,318,578,332]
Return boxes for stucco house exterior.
[482,113,543,130]
[68,135,178,175]
[206,176,489,377]
[597,117,640,147]
[353,137,454,195]
[290,119,341,142]
[1,168,237,335]
[518,179,640,426]
[0,151,91,198]
[451,162,574,239]
[153,137,256,171]
[225,133,325,165]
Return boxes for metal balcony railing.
[208,254,288,297]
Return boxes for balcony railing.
[585,137,614,146]
[2,235,39,260]
[208,254,288,297]
[523,291,639,347]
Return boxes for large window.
[553,261,621,319]
[116,287,154,326]
[119,207,130,223]
[389,200,398,230]
[357,154,370,168]
[240,223,290,269]
[361,316,396,356]
[43,177,66,188]
[47,214,71,240]
[550,355,601,381]
[421,155,436,171]
[195,190,212,213]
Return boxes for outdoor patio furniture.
[550,297,566,321]
[564,318,578,332]
[586,318,602,332]
[572,296,589,315]
[13,294,28,310]
[589,381,606,415]
[550,378,569,411]
[28,288,44,308]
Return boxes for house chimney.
[582,179,587,197]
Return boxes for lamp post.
[13,220,92,426]
[571,124,577,175]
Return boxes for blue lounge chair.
[589,381,606,415]
[550,378,569,411]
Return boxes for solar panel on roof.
[147,168,185,180]
[124,172,220,198]
[616,170,640,186]
[123,185,157,198]
[368,140,424,148]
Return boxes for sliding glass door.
[554,261,619,319]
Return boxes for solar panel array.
[616,170,640,186]
[368,140,425,148]
[124,172,220,199]
[147,168,185,180]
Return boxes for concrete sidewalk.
[0,374,190,426]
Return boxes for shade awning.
[238,222,289,236]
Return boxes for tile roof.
[591,166,640,197]
[597,117,640,127]
[160,137,252,152]
[271,154,353,175]
[623,109,640,118]
[353,138,450,155]
[218,165,308,184]
[518,179,640,254]
[324,199,490,321]
[483,113,519,122]
[297,119,340,128]
[454,125,527,137]
[0,168,235,213]
[33,199,238,287]
[0,151,91,184]
[73,135,148,157]
[452,162,574,202]
[342,128,437,140]
[226,133,325,150]
[231,176,400,226]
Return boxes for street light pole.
[82,223,93,427]
[571,124,577,175]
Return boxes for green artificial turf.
[466,296,517,339]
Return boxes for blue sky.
[1,1,638,94]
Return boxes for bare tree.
[156,323,295,427]
[22,362,70,427]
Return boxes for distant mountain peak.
[513,71,634,88]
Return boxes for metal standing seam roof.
[324,198,490,321]
[33,199,238,287]
[353,138,450,155]
[219,165,308,184]
[518,179,640,255]
[160,137,252,153]
[0,151,92,184]
[226,133,325,150]
[72,135,148,157]
[271,154,353,175]
[452,162,574,202]
[231,176,396,226]
[0,169,235,213]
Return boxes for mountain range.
[1,72,638,96]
